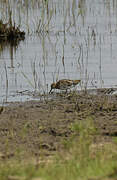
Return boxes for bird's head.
[49,83,56,93]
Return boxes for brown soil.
[0,91,117,160]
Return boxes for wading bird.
[49,79,81,93]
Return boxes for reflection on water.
[0,0,117,103]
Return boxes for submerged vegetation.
[0,0,116,96]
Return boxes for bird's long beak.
[49,88,52,94]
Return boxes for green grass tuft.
[0,118,117,180]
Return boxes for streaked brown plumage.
[49,79,81,93]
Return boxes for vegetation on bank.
[0,18,25,44]
[0,118,117,180]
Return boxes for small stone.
[8,175,24,180]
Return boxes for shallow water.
[0,0,117,103]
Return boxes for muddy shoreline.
[0,90,117,160]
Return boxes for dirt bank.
[0,91,117,160]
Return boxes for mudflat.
[0,90,117,160]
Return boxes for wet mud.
[0,90,117,160]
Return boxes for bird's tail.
[73,80,81,85]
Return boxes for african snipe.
[49,79,81,93]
